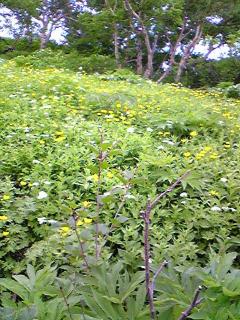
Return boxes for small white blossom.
[44,181,51,185]
[222,206,236,212]
[32,182,40,187]
[162,139,175,146]
[127,127,135,133]
[37,191,48,199]
[146,127,153,132]
[211,206,221,212]
[33,159,41,164]
[37,217,47,224]
[180,192,188,198]
[220,177,228,183]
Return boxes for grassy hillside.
[0,60,240,274]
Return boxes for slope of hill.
[0,60,239,274]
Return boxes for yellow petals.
[106,172,114,178]
[82,201,91,208]
[209,190,220,197]
[20,181,27,186]
[59,226,71,236]
[39,140,45,145]
[83,218,93,224]
[0,215,8,221]
[2,231,9,237]
[54,136,65,142]
[77,220,84,226]
[190,131,198,137]
[55,131,64,136]
[92,174,99,183]
[2,195,10,201]
[184,152,191,158]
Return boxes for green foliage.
[0,60,239,275]
[13,49,117,73]
[225,84,240,99]
[0,253,239,319]
[183,58,240,88]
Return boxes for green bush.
[13,49,116,74]
[226,83,240,99]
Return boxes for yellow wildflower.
[209,190,220,197]
[106,172,114,179]
[77,220,84,226]
[203,146,212,152]
[39,140,45,145]
[2,195,10,201]
[54,136,65,142]
[190,131,198,137]
[184,152,191,158]
[210,152,218,159]
[59,226,71,236]
[82,201,91,208]
[0,215,8,221]
[20,181,27,186]
[55,131,64,136]
[92,174,99,182]
[2,231,9,237]
[84,218,93,224]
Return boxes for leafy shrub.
[13,49,116,74]
[226,83,240,99]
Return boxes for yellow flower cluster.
[54,131,65,142]
[0,215,8,221]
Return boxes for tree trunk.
[144,50,154,78]
[175,24,202,83]
[113,24,121,68]
[136,36,143,75]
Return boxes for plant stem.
[177,286,203,320]
[59,285,74,320]
[141,171,190,319]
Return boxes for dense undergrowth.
[0,59,239,319]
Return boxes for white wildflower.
[33,159,41,164]
[37,217,47,224]
[211,206,221,212]
[220,177,228,183]
[37,191,48,199]
[146,127,153,132]
[127,127,135,133]
[180,192,188,198]
[162,139,175,146]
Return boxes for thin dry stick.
[177,286,203,320]
[142,171,190,319]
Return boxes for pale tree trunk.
[124,0,158,79]
[157,19,187,83]
[175,24,202,83]
[136,36,143,75]
[113,24,121,68]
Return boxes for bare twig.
[177,286,203,320]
